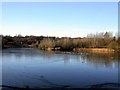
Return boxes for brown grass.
[73,48,115,53]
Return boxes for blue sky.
[1,2,118,37]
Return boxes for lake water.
[1,48,119,88]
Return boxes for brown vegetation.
[1,32,120,53]
[73,48,115,53]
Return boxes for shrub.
[108,41,118,50]
[38,38,55,50]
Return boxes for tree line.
[1,32,120,52]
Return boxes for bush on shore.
[38,38,55,50]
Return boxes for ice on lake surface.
[1,48,119,89]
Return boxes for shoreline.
[38,48,119,53]
[73,48,116,53]
[38,47,119,53]
[2,46,119,54]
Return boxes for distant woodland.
[1,32,120,52]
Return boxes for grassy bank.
[40,47,117,53]
[73,48,115,53]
